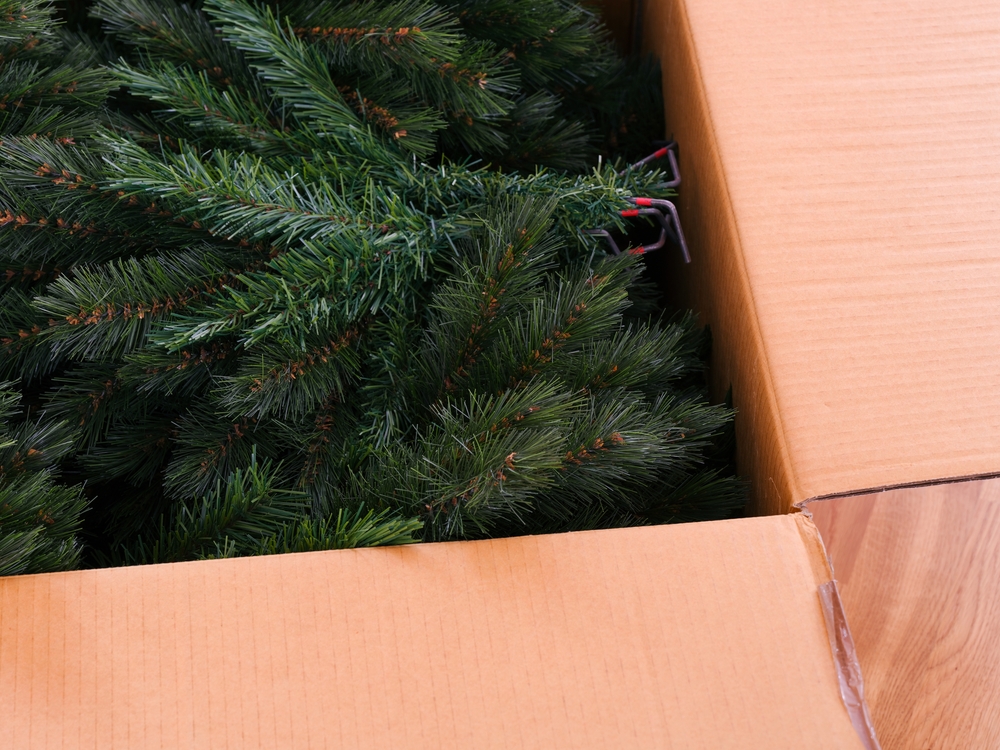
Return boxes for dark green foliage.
[119,450,421,564]
[0,382,87,575]
[0,0,742,573]
[339,199,741,541]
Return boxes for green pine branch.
[0,0,740,574]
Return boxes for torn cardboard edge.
[794,502,882,749]
[795,514,882,750]
[818,582,881,750]
[1,515,876,749]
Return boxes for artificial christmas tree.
[0,0,742,571]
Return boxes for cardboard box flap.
[644,0,1000,512]
[0,516,871,749]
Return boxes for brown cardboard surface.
[642,0,1000,512]
[0,516,866,749]
[808,478,1000,750]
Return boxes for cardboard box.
[0,516,876,749]
[10,1,999,747]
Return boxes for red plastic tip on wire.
[624,198,691,263]
[620,208,641,218]
[619,142,680,189]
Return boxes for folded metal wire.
[585,143,689,262]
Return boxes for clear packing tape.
[818,581,882,750]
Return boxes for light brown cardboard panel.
[644,0,1000,511]
[0,517,865,750]
[641,0,798,517]
[809,479,1000,750]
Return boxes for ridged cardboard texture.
[642,0,1000,512]
[0,517,867,749]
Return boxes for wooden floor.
[809,478,1000,750]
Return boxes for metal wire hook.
[586,142,689,261]
[618,207,669,256]
[582,228,622,256]
[620,141,680,189]
[626,198,690,263]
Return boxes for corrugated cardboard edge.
[794,515,882,750]
[640,0,800,516]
